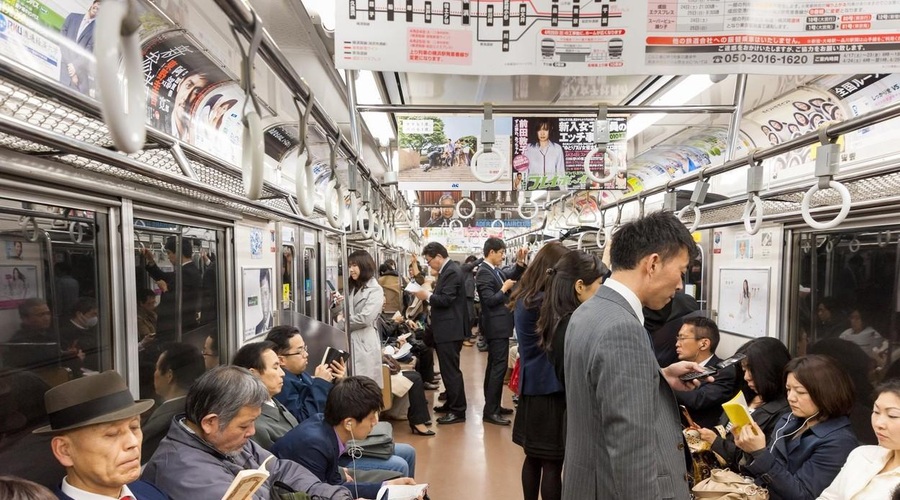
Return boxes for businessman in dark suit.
[475,237,526,425]
[142,237,202,343]
[674,316,740,429]
[414,242,468,424]
[59,0,99,94]
[563,211,711,500]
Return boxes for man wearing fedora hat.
[36,370,168,500]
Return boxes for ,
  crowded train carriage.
[4,0,900,499]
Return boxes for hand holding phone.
[679,353,746,382]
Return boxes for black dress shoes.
[434,405,450,413]
[483,413,511,426]
[437,413,466,425]
[498,407,514,415]
[423,382,440,390]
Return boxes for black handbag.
[345,421,395,460]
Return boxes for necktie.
[493,267,504,285]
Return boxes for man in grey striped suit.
[563,211,709,500]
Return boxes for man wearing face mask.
[60,297,99,372]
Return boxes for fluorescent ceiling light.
[302,1,336,30]
[355,71,395,146]
[626,74,715,140]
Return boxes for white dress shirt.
[62,477,134,500]
[602,277,645,326]
[818,445,900,500]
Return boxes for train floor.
[392,343,526,499]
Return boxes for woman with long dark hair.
[341,250,384,387]
[537,250,608,388]
[508,242,570,500]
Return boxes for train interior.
[0,0,899,497]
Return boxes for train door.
[789,224,900,359]
[0,191,113,483]
[299,228,319,319]
[281,226,297,313]
[324,234,343,325]
[132,215,225,400]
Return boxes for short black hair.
[158,343,205,390]
[422,242,448,259]
[817,296,840,313]
[483,237,506,257]
[164,236,193,259]
[231,340,277,373]
[609,211,697,271]
[18,298,46,318]
[464,255,478,264]
[137,288,156,304]
[378,263,392,276]
[72,297,97,315]
[265,325,301,355]
[682,316,720,352]
[323,376,384,425]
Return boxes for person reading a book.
[272,377,422,500]
[233,341,299,451]
[142,365,352,500]
[698,337,792,472]
[732,355,858,500]
[819,378,900,499]
[266,326,346,423]
[673,317,741,429]
[36,370,167,500]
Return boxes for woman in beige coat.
[343,250,384,388]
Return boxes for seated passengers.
[734,355,858,500]
[142,365,351,500]
[232,341,298,450]
[819,378,900,499]
[272,377,419,498]
[266,326,345,423]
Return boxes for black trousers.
[412,344,436,383]
[434,340,466,416]
[483,337,510,416]
[401,370,431,425]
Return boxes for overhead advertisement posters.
[143,29,244,165]
[512,117,627,192]
[335,0,900,75]
[397,115,512,191]
[418,191,532,229]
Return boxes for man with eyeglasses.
[673,316,740,428]
[266,326,346,423]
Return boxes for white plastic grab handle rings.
[95,0,146,154]
[357,203,374,239]
[295,152,315,217]
[577,231,591,251]
[676,204,702,233]
[491,219,505,230]
[470,149,507,183]
[596,227,610,250]
[517,200,539,220]
[455,197,476,219]
[801,180,851,230]
[242,111,264,200]
[583,147,618,184]
[324,179,345,230]
[448,219,464,229]
[742,195,764,235]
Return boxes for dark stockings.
[521,456,563,500]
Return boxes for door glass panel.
[282,244,296,311]
[0,198,107,488]
[133,219,221,400]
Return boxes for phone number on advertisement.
[715,54,809,65]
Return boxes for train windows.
[302,246,317,318]
[133,219,222,400]
[0,198,107,488]
[792,228,899,361]
[282,244,296,311]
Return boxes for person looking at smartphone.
[673,317,741,428]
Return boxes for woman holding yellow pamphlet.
[698,337,792,471]
[818,379,900,499]
[732,355,858,500]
